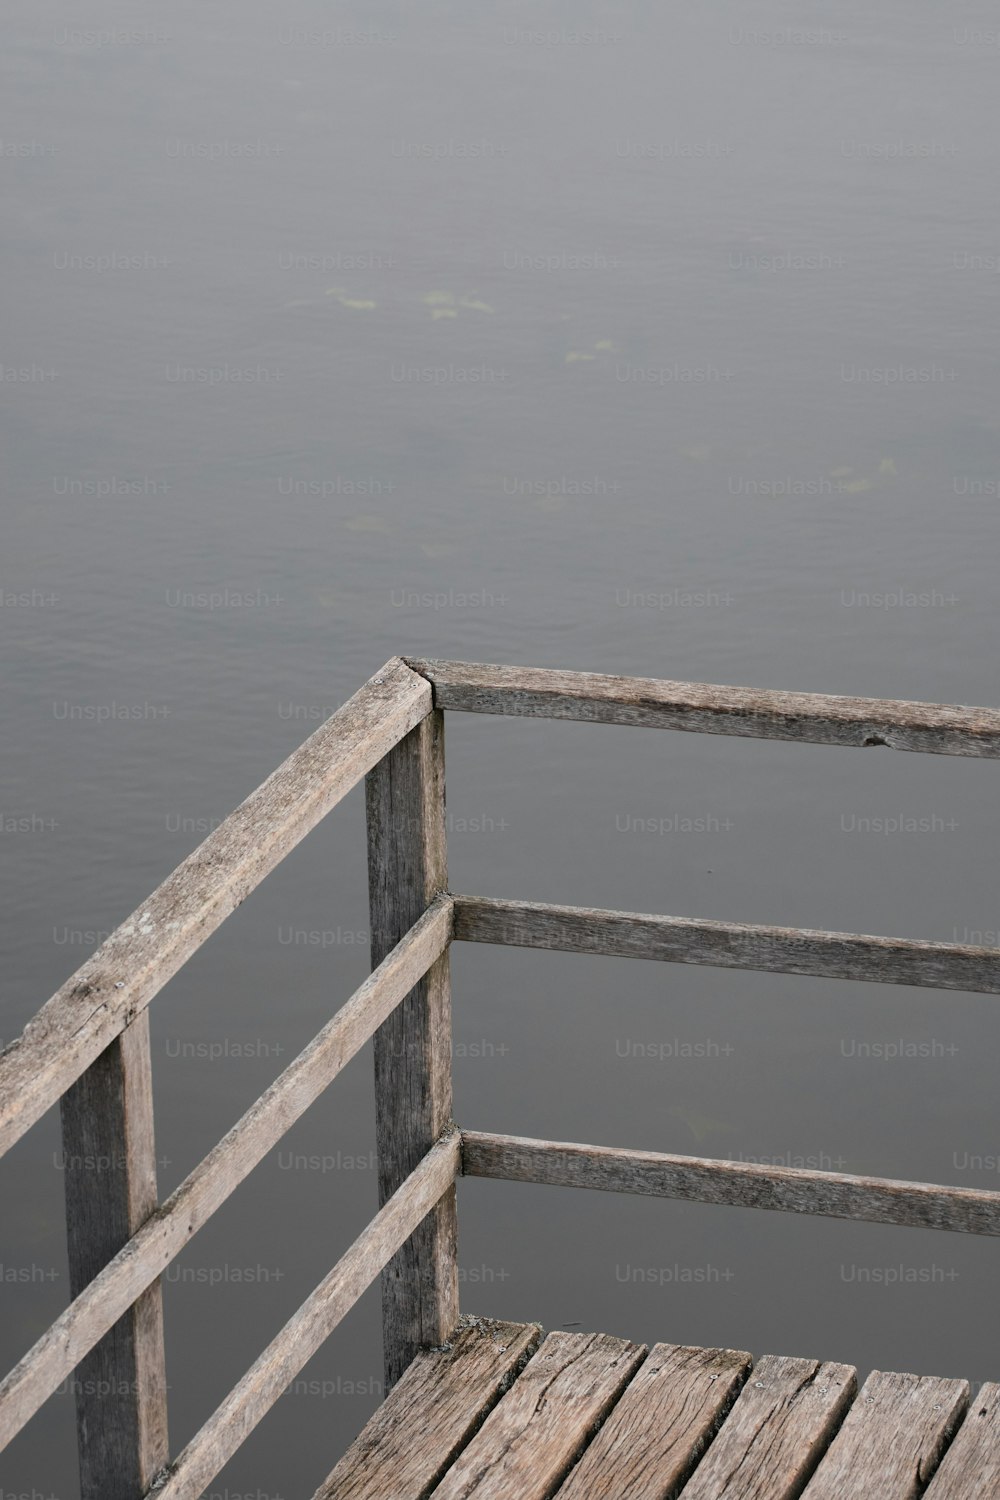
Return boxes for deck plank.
[676,1354,856,1500]
[923,1383,1000,1499]
[801,1370,968,1498]
[430,1330,645,1500]
[555,1343,751,1499]
[310,1318,540,1500]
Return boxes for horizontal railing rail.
[409,658,1000,757]
[461,1133,1000,1238]
[2,657,997,1499]
[452,894,1000,994]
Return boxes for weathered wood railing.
[3,657,1000,1498]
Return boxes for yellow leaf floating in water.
[432,307,459,319]
[423,291,456,306]
[593,339,617,351]
[325,287,377,309]
[565,351,597,363]
[345,515,390,533]
[459,296,495,314]
[841,478,874,493]
[829,465,854,477]
[667,1104,733,1144]
[878,457,897,475]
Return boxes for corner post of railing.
[366,701,459,1390]
[58,1013,168,1499]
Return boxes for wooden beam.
[407,659,1000,757]
[453,895,1000,995]
[0,900,452,1453]
[460,1133,1000,1236]
[59,1013,168,1499]
[0,658,431,1161]
[367,709,459,1388]
[152,1130,462,1500]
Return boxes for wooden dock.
[2,658,1000,1499]
[314,1317,1000,1499]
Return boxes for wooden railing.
[3,656,1000,1498]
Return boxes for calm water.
[3,1,1000,1492]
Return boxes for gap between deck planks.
[800,1370,968,1498]
[312,1323,1000,1500]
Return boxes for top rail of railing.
[408,658,1000,756]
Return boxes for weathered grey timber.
[801,1370,969,1498]
[151,1130,461,1500]
[314,1327,1000,1500]
[555,1343,751,1499]
[408,658,1000,757]
[6,657,1000,1495]
[311,1318,542,1500]
[0,658,430,1159]
[431,1330,646,1500]
[924,1383,1000,1497]
[0,901,451,1450]
[367,707,458,1387]
[453,895,1000,994]
[461,1132,1000,1235]
[59,1013,168,1500]
[676,1354,856,1500]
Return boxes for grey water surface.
[3,0,1000,1492]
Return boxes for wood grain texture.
[0,900,452,1451]
[461,1133,1000,1237]
[556,1343,751,1500]
[801,1369,968,1498]
[310,1317,542,1500]
[367,708,458,1388]
[453,895,1000,995]
[924,1383,1000,1498]
[432,1330,646,1500]
[676,1354,856,1500]
[0,658,431,1160]
[59,1012,168,1499]
[151,1130,462,1500]
[408,658,1000,757]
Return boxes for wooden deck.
[313,1316,1000,1500]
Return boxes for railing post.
[366,707,459,1389]
[59,1012,168,1498]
